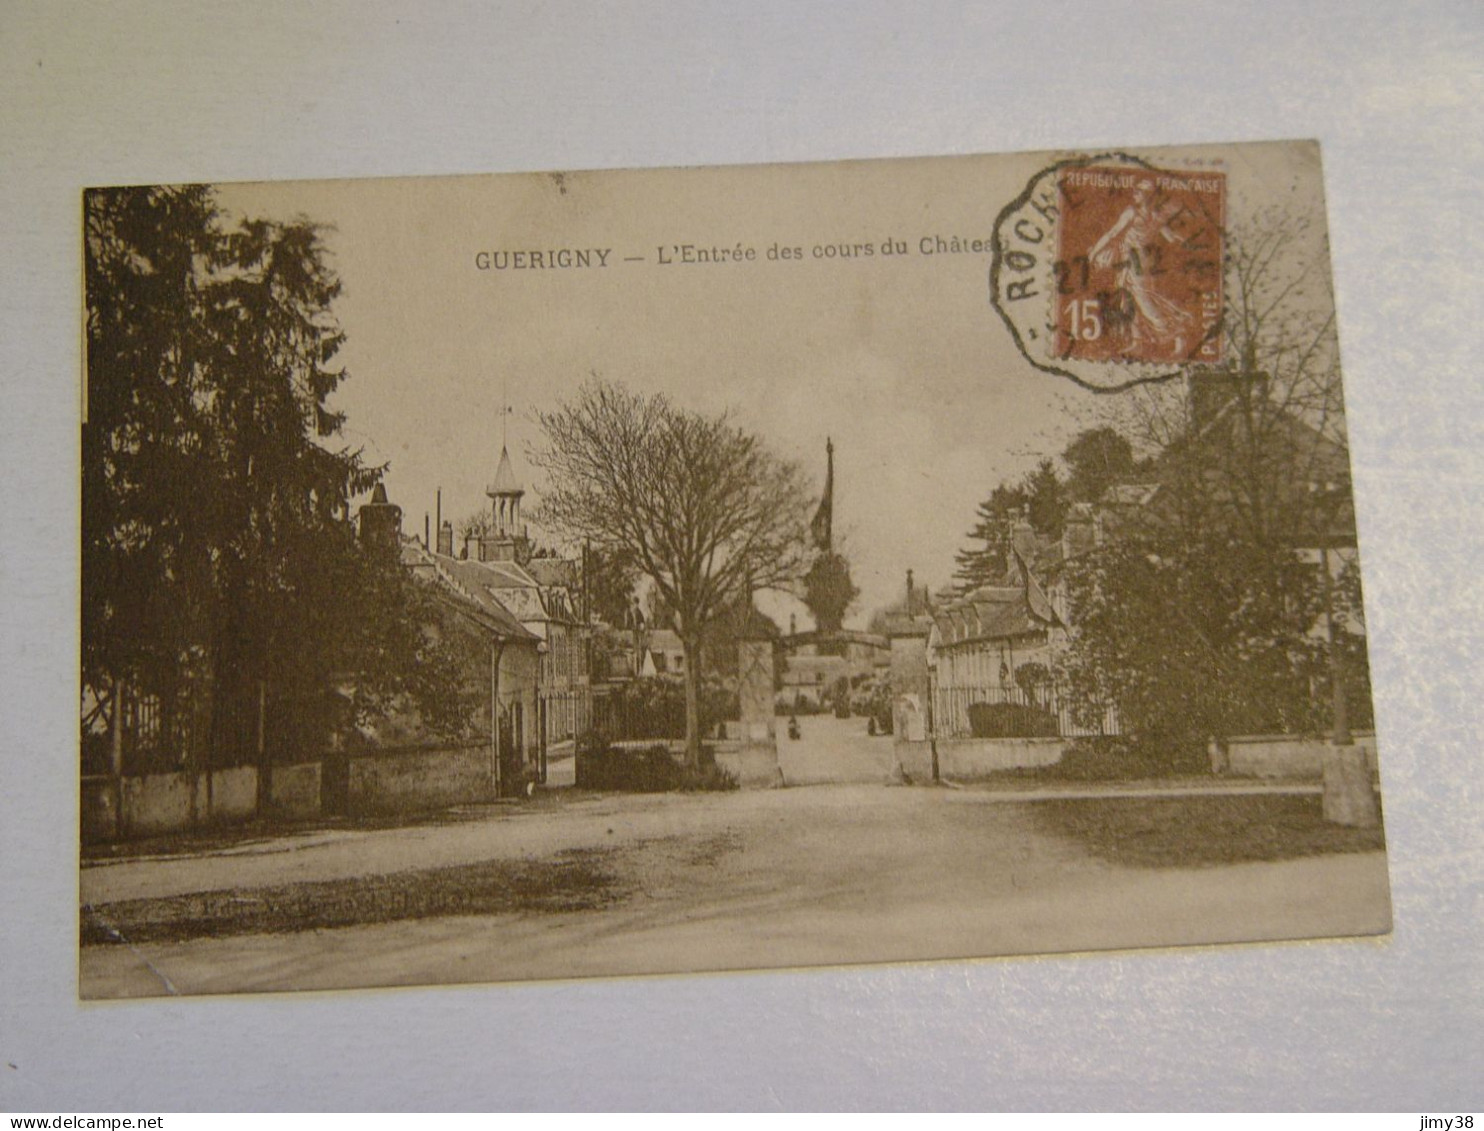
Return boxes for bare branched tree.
[456,510,493,547]
[1109,205,1351,551]
[533,379,812,766]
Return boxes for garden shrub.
[966,701,1059,738]
[574,734,738,792]
[1056,734,1208,780]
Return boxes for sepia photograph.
[78,140,1391,1000]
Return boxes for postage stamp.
[991,154,1229,391]
[1054,165,1225,366]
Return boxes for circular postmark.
[991,153,1227,393]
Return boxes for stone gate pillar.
[888,613,935,781]
[738,638,776,744]
[719,635,782,787]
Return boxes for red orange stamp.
[992,155,1227,391]
[1054,166,1224,365]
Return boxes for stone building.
[430,444,594,752]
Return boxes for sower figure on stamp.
[1087,179,1196,356]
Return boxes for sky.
[215,141,1326,626]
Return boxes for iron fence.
[540,687,594,746]
[82,676,353,777]
[589,686,684,742]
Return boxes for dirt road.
[80,782,1391,999]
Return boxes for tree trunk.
[682,633,702,769]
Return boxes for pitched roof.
[474,557,540,590]
[489,445,523,495]
[525,556,578,589]
[646,629,684,652]
[932,581,1059,648]
[871,585,936,638]
[400,542,537,641]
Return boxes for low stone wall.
[209,766,257,822]
[940,736,1066,778]
[347,743,495,816]
[84,746,501,840]
[894,736,1067,782]
[1223,732,1378,779]
[84,761,327,841]
[268,762,321,820]
[80,776,119,845]
[119,770,197,837]
[85,767,265,839]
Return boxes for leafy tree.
[952,483,1029,593]
[534,379,811,766]
[83,185,457,769]
[1058,533,1326,752]
[1022,458,1067,537]
[1057,207,1360,757]
[582,544,641,628]
[1062,426,1138,504]
[802,551,859,637]
[953,458,1067,593]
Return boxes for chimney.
[906,569,915,612]
[357,483,402,555]
[1188,368,1270,434]
[437,520,454,557]
[1187,369,1230,434]
[789,613,797,637]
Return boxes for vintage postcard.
[80,140,1390,999]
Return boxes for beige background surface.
[2,0,1480,1111]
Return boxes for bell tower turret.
[481,445,530,563]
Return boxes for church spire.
[810,437,834,553]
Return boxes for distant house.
[777,653,850,710]
[639,629,688,677]
[397,538,544,791]
[456,446,593,747]
[774,620,885,712]
[926,516,1066,736]
[345,481,548,797]
[636,603,781,683]
[415,444,595,755]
